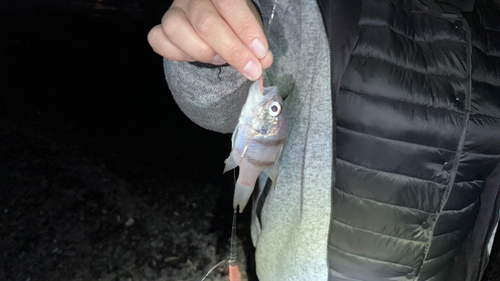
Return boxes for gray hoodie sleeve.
[163,58,252,134]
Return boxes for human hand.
[147,0,273,81]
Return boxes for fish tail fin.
[233,182,254,213]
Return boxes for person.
[148,0,500,280]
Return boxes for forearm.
[164,59,251,133]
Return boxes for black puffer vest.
[324,0,500,280]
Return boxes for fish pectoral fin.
[223,152,238,174]
[264,164,280,189]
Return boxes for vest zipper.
[314,0,336,279]
[414,15,473,280]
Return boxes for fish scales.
[224,80,287,213]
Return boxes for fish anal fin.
[264,164,280,189]
[264,146,284,188]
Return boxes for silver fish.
[224,80,287,213]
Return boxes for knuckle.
[212,0,235,13]
[147,27,183,61]
[162,15,183,38]
[194,11,219,36]
[238,19,255,38]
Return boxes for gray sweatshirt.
[163,0,332,280]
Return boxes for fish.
[224,80,287,213]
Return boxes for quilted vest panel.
[329,0,500,280]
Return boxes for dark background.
[0,0,499,280]
[1,1,252,280]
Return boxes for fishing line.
[199,172,238,281]
[228,208,238,264]
[200,209,239,281]
[266,0,278,36]
[262,0,278,88]
[200,260,227,281]
[200,2,279,280]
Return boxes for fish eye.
[268,101,281,117]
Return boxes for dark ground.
[0,1,499,281]
[0,1,255,280]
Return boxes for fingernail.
[186,55,196,62]
[250,39,267,58]
[243,60,261,80]
[212,54,226,65]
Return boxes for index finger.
[212,0,269,59]
[184,0,269,80]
